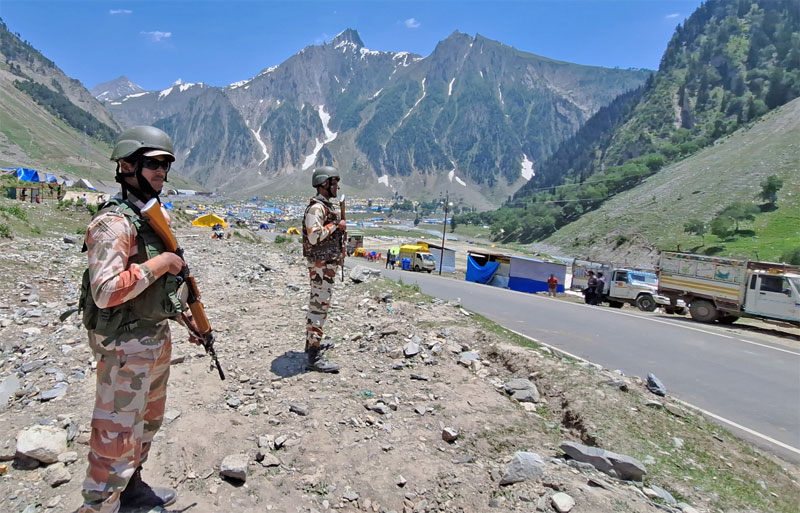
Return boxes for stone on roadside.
[403,342,420,357]
[442,427,459,443]
[16,425,67,464]
[43,462,71,487]
[220,453,249,482]
[646,373,667,396]
[499,452,546,485]
[0,376,21,409]
[560,441,646,482]
[289,402,309,416]
[551,492,575,513]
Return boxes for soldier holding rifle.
[302,166,345,373]
[77,126,202,512]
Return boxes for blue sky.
[1,1,703,91]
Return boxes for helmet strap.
[325,179,336,198]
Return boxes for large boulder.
[16,425,67,464]
[499,451,546,485]
[560,441,646,481]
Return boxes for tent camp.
[192,214,227,228]
[286,227,300,235]
[466,250,511,287]
[74,178,96,190]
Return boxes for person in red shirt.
[547,274,559,297]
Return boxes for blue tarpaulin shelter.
[261,207,282,215]
[44,173,59,183]
[9,168,41,182]
[466,255,500,284]
[162,202,174,210]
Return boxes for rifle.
[339,193,346,282]
[141,198,225,380]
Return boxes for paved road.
[349,259,800,463]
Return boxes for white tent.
[74,178,95,190]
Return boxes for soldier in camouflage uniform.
[77,126,191,513]
[302,166,345,373]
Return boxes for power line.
[519,176,638,194]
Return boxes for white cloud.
[110,9,133,15]
[404,18,421,29]
[141,31,172,42]
[665,13,680,19]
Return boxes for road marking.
[736,338,800,356]
[671,398,800,458]
[507,328,800,459]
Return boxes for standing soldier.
[77,126,191,512]
[302,166,344,373]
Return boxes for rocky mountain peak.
[331,28,364,48]
[90,76,144,102]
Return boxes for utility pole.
[439,191,450,276]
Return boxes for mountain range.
[92,29,649,207]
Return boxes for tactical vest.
[302,197,344,263]
[78,198,183,341]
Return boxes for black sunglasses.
[140,157,171,172]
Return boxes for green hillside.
[542,96,800,264]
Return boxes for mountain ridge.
[96,28,650,206]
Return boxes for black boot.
[306,347,339,373]
[119,467,177,510]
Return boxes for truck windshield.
[422,254,435,261]
[789,278,800,295]
[630,272,657,285]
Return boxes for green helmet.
[111,126,175,162]
[312,166,340,188]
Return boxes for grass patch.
[0,203,28,221]
[0,222,11,238]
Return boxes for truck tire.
[635,294,658,312]
[717,314,738,325]
[664,306,676,314]
[414,265,420,272]
[675,307,687,315]
[608,300,624,308]
[689,299,718,323]
[426,269,432,273]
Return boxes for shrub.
[275,235,293,244]
[780,248,800,265]
[0,204,28,221]
[0,223,11,238]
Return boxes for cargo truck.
[398,243,436,273]
[657,251,800,326]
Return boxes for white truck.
[657,251,800,326]
[599,268,684,313]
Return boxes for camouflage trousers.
[306,260,338,350]
[79,325,172,513]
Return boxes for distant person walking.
[547,274,558,297]
[593,272,607,305]
[584,271,597,304]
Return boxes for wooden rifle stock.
[339,194,346,282]
[141,198,225,380]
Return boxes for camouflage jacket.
[303,195,344,263]
[83,194,181,351]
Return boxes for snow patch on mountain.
[520,154,535,180]
[301,106,338,170]
[251,127,269,166]
[448,169,467,187]
[448,78,455,96]
[378,175,390,187]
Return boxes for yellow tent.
[287,227,301,235]
[192,214,227,228]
